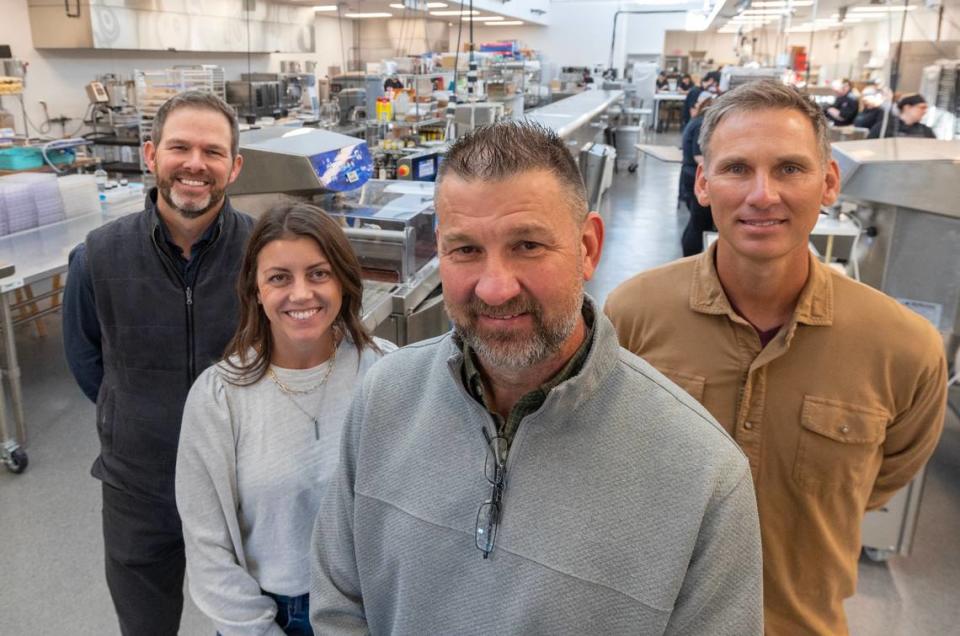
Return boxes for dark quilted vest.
[86,191,253,502]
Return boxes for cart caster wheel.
[628,163,638,174]
[5,448,28,474]
[863,547,893,562]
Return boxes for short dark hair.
[222,202,378,385]
[703,71,721,85]
[699,79,831,166]
[151,91,240,158]
[437,120,588,222]
[897,93,926,110]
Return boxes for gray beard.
[450,291,582,371]
[157,177,222,220]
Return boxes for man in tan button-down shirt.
[605,80,947,635]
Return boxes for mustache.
[172,170,210,183]
[465,295,541,319]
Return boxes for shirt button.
[840,424,850,434]
[744,421,754,430]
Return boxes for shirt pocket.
[661,368,706,404]
[793,395,889,494]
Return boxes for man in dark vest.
[63,91,254,635]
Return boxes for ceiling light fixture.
[344,12,394,17]
[430,9,480,15]
[492,20,524,25]
[751,0,813,6]
[313,5,339,11]
[389,2,448,8]
[850,5,916,11]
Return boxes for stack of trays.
[57,174,100,218]
[0,176,39,235]
[1,172,66,227]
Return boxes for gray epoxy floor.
[1,137,959,634]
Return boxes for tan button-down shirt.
[604,243,947,635]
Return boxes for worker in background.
[682,70,720,130]
[383,74,403,92]
[310,120,763,635]
[853,87,886,130]
[63,91,254,636]
[679,91,715,256]
[824,78,859,126]
[605,80,947,635]
[869,93,936,139]
[580,68,595,87]
[678,73,694,93]
[655,70,669,91]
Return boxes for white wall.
[358,18,451,63]
[448,1,693,72]
[0,2,354,138]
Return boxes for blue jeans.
[215,591,313,636]
[264,591,313,636]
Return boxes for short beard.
[157,172,223,220]
[450,288,582,371]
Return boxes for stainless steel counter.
[832,138,960,219]
[525,90,624,140]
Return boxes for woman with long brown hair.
[175,202,394,635]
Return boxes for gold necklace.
[267,347,338,441]
[267,344,338,395]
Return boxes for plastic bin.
[0,147,75,171]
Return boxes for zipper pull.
[185,286,193,306]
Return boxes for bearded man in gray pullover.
[309,121,763,635]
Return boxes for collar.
[690,241,834,327]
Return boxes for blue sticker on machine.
[309,143,373,192]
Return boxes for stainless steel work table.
[525,89,624,141]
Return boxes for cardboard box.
[486,81,516,98]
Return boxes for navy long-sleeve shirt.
[63,209,218,403]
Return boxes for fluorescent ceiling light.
[457,15,503,21]
[389,2,447,8]
[491,21,524,25]
[850,5,916,11]
[344,12,393,17]
[751,0,813,6]
[430,9,479,15]
[313,5,339,11]
[741,9,792,15]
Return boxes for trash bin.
[579,143,616,210]
[614,126,641,171]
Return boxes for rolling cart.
[0,262,28,473]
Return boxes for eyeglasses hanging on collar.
[476,427,508,559]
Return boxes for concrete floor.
[1,137,959,634]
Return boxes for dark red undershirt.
[727,298,783,348]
